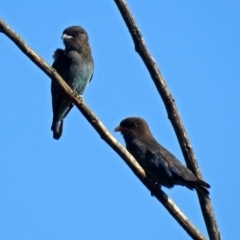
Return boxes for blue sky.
[1,1,239,239]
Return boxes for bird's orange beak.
[114,126,121,132]
[114,126,127,132]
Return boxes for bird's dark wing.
[51,49,73,139]
[51,49,73,117]
[145,147,173,178]
[137,139,196,187]
[51,49,68,110]
[155,142,197,182]
[132,139,173,181]
[152,141,210,196]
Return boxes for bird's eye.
[74,31,81,37]
[133,123,138,127]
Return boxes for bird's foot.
[73,90,83,101]
[72,90,79,97]
[78,94,83,100]
[150,182,161,197]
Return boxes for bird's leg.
[72,89,79,97]
[72,90,83,101]
[78,94,83,100]
[147,177,161,196]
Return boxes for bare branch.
[113,1,221,240]
[0,17,207,240]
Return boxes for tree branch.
[113,1,221,240]
[0,17,206,240]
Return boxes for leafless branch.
[113,1,221,240]
[0,17,207,240]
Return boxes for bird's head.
[114,117,153,141]
[61,26,89,48]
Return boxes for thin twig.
[113,1,221,240]
[0,18,206,240]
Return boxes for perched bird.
[51,26,94,139]
[115,117,210,198]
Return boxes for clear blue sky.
[1,1,239,239]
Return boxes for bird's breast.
[68,61,93,94]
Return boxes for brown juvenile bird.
[115,117,210,198]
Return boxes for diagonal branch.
[0,18,206,240]
[113,1,221,240]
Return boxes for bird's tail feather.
[194,180,211,199]
[51,120,63,140]
[198,179,211,188]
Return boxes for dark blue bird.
[115,117,210,198]
[51,26,94,139]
